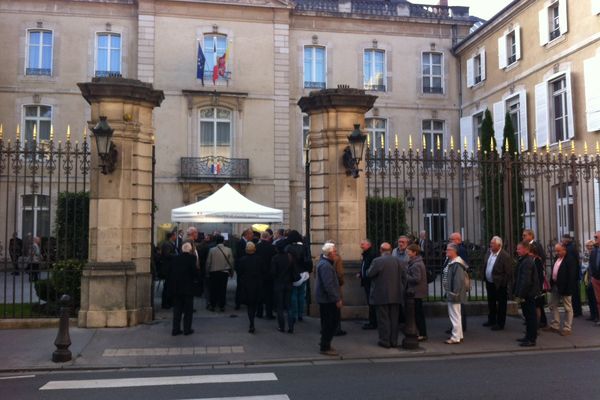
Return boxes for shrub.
[367,197,408,245]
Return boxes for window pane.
[217,108,231,119]
[432,66,441,75]
[374,119,386,129]
[39,121,51,141]
[422,64,431,75]
[42,31,52,45]
[365,119,373,128]
[110,34,120,49]
[37,210,50,237]
[433,77,442,88]
[433,120,444,131]
[25,106,38,117]
[23,194,34,207]
[98,34,108,48]
[22,210,34,237]
[216,122,230,145]
[200,121,214,146]
[28,45,39,68]
[41,45,52,69]
[422,120,430,130]
[25,121,36,142]
[200,108,214,119]
[40,106,51,118]
[110,49,120,71]
[97,48,108,70]
[432,53,442,64]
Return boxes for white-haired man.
[481,236,514,331]
[315,242,342,356]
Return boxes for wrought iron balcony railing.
[180,156,249,180]
[95,71,122,78]
[423,86,443,94]
[304,81,326,89]
[364,83,386,92]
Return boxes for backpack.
[426,267,436,284]
[460,264,471,292]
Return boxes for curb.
[0,318,78,330]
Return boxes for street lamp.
[343,123,367,178]
[91,116,117,175]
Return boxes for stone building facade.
[0,0,477,241]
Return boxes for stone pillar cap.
[298,86,377,114]
[78,77,165,107]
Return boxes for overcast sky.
[416,0,513,20]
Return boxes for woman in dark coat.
[514,241,541,347]
[168,242,197,336]
[406,244,428,340]
[238,242,262,333]
[271,240,294,332]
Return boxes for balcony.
[95,71,122,78]
[364,84,386,92]
[180,156,249,181]
[304,81,326,89]
[26,68,51,76]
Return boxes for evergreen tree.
[480,109,503,241]
[503,112,524,248]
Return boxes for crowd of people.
[157,225,600,355]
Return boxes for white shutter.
[466,57,474,88]
[595,179,600,231]
[498,35,507,69]
[539,8,549,46]
[480,49,486,81]
[493,101,505,154]
[460,116,473,153]
[535,81,549,147]
[584,55,600,132]
[593,0,600,15]
[514,25,522,61]
[564,70,575,139]
[559,0,568,34]
[518,90,529,151]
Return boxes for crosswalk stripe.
[0,375,36,380]
[175,396,289,400]
[39,373,277,391]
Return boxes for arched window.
[199,107,232,158]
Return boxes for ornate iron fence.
[0,134,90,318]
[365,145,600,301]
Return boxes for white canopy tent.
[170,183,283,223]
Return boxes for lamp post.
[91,116,117,174]
[343,124,367,178]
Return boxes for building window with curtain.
[422,120,444,168]
[506,96,521,149]
[26,30,52,76]
[550,75,569,143]
[24,105,51,143]
[96,33,121,77]
[304,46,326,89]
[199,107,232,158]
[21,194,50,238]
[549,1,561,40]
[423,198,447,243]
[363,49,385,91]
[506,30,517,65]
[422,52,443,94]
[204,34,229,82]
[365,118,387,155]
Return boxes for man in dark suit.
[359,239,378,330]
[546,242,579,335]
[169,242,197,336]
[523,228,547,327]
[256,231,276,319]
[160,230,178,309]
[235,228,255,310]
[481,236,515,330]
[9,232,23,276]
[366,242,408,348]
[589,232,600,326]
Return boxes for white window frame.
[584,54,600,132]
[363,49,386,92]
[466,48,486,88]
[198,107,233,158]
[422,119,445,168]
[535,70,574,147]
[22,104,52,143]
[365,117,388,154]
[555,182,574,238]
[25,29,53,76]
[539,0,568,46]
[523,189,537,234]
[21,194,51,238]
[493,91,529,153]
[95,32,122,77]
[423,198,448,243]
[498,25,521,69]
[302,114,310,165]
[303,45,327,89]
[422,51,444,94]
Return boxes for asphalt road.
[2,348,599,400]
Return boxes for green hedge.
[55,191,89,260]
[34,259,84,308]
[367,197,408,245]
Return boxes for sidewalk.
[1,296,599,373]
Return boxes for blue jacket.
[315,255,340,304]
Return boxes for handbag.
[542,276,551,292]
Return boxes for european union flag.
[197,42,206,86]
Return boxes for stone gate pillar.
[298,87,376,315]
[77,77,164,328]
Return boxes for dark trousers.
[536,295,548,326]
[376,304,401,347]
[274,285,292,331]
[462,304,467,331]
[28,263,39,282]
[587,283,599,320]
[363,284,377,327]
[319,302,338,351]
[522,297,538,342]
[235,274,241,308]
[414,298,427,337]
[485,281,508,328]
[209,271,229,308]
[572,279,582,316]
[247,303,257,328]
[172,294,193,334]
[257,279,274,317]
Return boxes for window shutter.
[480,49,486,81]
[466,57,474,88]
[539,8,549,45]
[593,0,600,15]
[460,116,473,153]
[564,70,575,139]
[584,55,600,132]
[493,101,505,154]
[518,90,529,151]
[535,81,549,147]
[559,0,568,34]
[498,35,507,69]
[515,25,522,61]
[595,179,600,231]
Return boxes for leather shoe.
[320,348,338,356]
[516,337,528,342]
[183,329,194,336]
[519,341,536,347]
[377,340,391,349]
[560,329,572,336]
[491,325,504,331]
[482,322,494,327]
[362,323,377,330]
[172,330,183,336]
